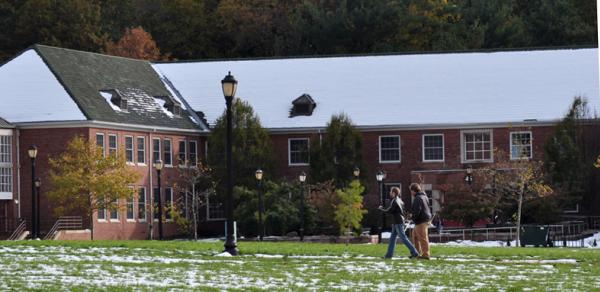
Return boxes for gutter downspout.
[148,130,154,240]
[16,129,21,219]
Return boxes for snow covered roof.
[153,48,600,130]
[0,117,12,128]
[0,45,207,131]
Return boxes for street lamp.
[255,169,264,241]
[464,165,474,185]
[222,72,238,255]
[298,171,307,242]
[35,178,41,238]
[353,166,360,178]
[376,170,385,244]
[154,159,164,240]
[28,145,38,239]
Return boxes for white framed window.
[125,136,134,163]
[189,141,197,167]
[165,187,173,221]
[163,139,172,166]
[108,134,117,157]
[510,131,532,160]
[97,207,106,221]
[379,135,401,163]
[288,138,309,165]
[152,138,161,164]
[206,195,225,221]
[137,137,146,164]
[109,198,119,222]
[138,187,146,221]
[422,134,444,162]
[96,133,105,157]
[461,130,493,163]
[0,132,13,198]
[126,195,135,221]
[178,140,186,166]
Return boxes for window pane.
[137,137,145,163]
[138,188,146,220]
[153,139,160,163]
[165,188,173,220]
[380,136,400,162]
[153,188,159,220]
[110,199,119,220]
[127,197,134,220]
[189,141,197,166]
[463,132,491,161]
[164,139,172,165]
[125,137,133,162]
[96,134,104,156]
[289,139,309,164]
[108,135,117,156]
[423,135,443,161]
[178,140,186,165]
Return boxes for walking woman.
[379,186,419,259]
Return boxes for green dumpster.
[520,225,549,247]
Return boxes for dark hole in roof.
[290,94,316,117]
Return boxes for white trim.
[152,138,161,164]
[96,133,105,157]
[189,140,198,166]
[163,138,173,167]
[379,135,401,164]
[108,134,118,156]
[460,129,494,163]
[0,129,12,135]
[124,135,134,163]
[288,138,310,166]
[137,187,147,222]
[177,139,187,167]
[13,120,208,133]
[422,134,445,162]
[136,136,146,164]
[509,131,533,160]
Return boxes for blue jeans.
[385,223,419,258]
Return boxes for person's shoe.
[408,254,419,259]
[417,256,430,260]
[383,256,392,260]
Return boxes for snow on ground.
[0,244,597,291]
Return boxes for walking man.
[379,187,419,259]
[409,183,432,260]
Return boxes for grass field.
[0,240,598,291]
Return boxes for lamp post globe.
[464,165,474,185]
[298,172,306,241]
[28,145,38,239]
[154,160,164,240]
[255,169,264,241]
[222,72,238,255]
[353,166,360,178]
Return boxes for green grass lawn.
[0,240,598,291]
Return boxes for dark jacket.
[380,197,405,225]
[411,192,432,225]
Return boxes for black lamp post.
[464,165,474,185]
[255,169,264,241]
[298,171,307,242]
[154,159,164,240]
[35,178,41,238]
[376,170,385,244]
[28,145,38,239]
[222,71,238,255]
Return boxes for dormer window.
[290,94,316,117]
[100,89,127,111]
[154,95,182,117]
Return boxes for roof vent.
[290,94,316,117]
[100,89,128,111]
[154,95,182,117]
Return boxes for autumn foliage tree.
[334,180,367,237]
[48,136,140,240]
[105,26,167,61]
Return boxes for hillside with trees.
[0,0,596,62]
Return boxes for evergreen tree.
[207,99,275,193]
[48,136,140,240]
[310,113,367,188]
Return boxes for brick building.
[0,45,598,238]
[0,45,208,239]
